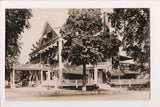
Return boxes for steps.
[98,84,112,90]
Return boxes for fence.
[110,79,150,86]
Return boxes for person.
[106,71,111,84]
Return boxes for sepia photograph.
[4,8,150,100]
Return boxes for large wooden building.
[10,21,113,89]
[10,18,149,90]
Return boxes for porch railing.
[110,79,150,86]
[61,79,96,87]
[41,78,149,87]
[61,79,88,84]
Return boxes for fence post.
[129,79,131,87]
[76,80,78,88]
[54,77,58,89]
[118,76,121,87]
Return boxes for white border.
[1,1,160,107]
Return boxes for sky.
[19,8,125,64]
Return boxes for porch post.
[58,37,63,82]
[47,70,51,81]
[10,70,12,88]
[40,53,42,64]
[41,70,43,83]
[94,65,98,84]
[29,70,31,86]
[12,69,15,88]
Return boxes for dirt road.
[5,88,150,100]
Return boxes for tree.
[61,9,105,91]
[5,9,32,81]
[108,8,150,73]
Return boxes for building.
[11,21,114,90]
[10,13,149,90]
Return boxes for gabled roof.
[39,20,61,47]
[29,21,61,56]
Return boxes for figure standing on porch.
[106,71,111,84]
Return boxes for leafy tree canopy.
[61,8,104,65]
[5,9,32,79]
[108,8,150,64]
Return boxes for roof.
[29,37,59,57]
[122,70,140,75]
[63,65,83,74]
[13,64,51,71]
[53,64,94,75]
[29,21,61,56]
[120,55,133,61]
[110,70,124,76]
[39,20,61,47]
[120,59,135,64]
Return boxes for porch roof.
[122,70,140,75]
[13,64,51,71]
[53,65,95,75]
[110,70,124,76]
[53,65,83,75]
[62,66,83,74]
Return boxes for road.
[5,88,150,100]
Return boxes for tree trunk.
[82,63,87,91]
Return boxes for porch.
[10,64,51,88]
[10,63,110,90]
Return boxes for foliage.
[5,9,32,80]
[61,8,122,90]
[61,9,104,65]
[61,9,106,90]
[108,8,150,67]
